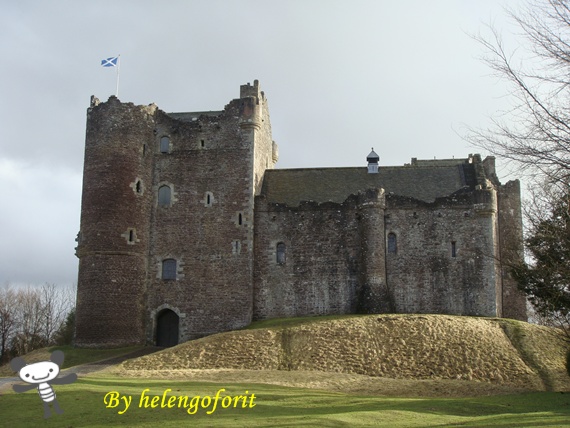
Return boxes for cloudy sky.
[1,0,522,290]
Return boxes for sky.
[0,0,523,290]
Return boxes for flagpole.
[115,55,121,97]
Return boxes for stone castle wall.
[384,190,499,317]
[75,81,527,348]
[75,97,156,347]
[253,196,363,319]
[253,188,508,321]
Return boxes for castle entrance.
[156,309,179,347]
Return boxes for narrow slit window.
[276,242,286,265]
[451,241,457,258]
[135,180,142,194]
[160,136,170,153]
[128,230,134,242]
[200,140,205,148]
[158,185,171,207]
[162,259,177,280]
[204,191,213,207]
[387,233,397,254]
[238,213,243,225]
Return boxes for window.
[387,233,397,254]
[451,241,457,258]
[160,136,170,153]
[276,242,286,265]
[204,191,213,207]
[162,259,177,280]
[135,180,142,194]
[238,213,243,225]
[128,230,134,243]
[158,185,171,207]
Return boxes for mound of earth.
[120,315,570,391]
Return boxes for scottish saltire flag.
[101,56,118,67]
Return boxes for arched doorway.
[156,309,179,347]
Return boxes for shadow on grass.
[1,378,569,428]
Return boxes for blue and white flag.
[101,56,118,67]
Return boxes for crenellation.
[75,80,527,348]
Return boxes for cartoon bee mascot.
[10,350,78,418]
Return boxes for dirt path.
[0,347,160,393]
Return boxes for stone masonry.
[74,80,527,348]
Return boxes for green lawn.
[1,376,569,427]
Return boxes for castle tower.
[143,79,276,343]
[75,96,156,347]
[75,81,276,347]
[357,188,390,312]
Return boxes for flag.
[101,56,118,67]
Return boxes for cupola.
[367,148,379,174]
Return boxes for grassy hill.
[118,314,570,393]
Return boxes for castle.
[74,80,527,348]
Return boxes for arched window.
[160,136,170,153]
[158,185,171,207]
[387,233,397,254]
[162,259,177,280]
[276,242,286,265]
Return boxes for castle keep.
[75,80,527,348]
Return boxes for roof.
[367,149,379,162]
[260,161,477,206]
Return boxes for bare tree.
[467,1,570,339]
[12,286,47,355]
[0,284,18,363]
[3,283,76,358]
[467,0,570,190]
[40,283,74,345]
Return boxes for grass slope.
[120,314,570,392]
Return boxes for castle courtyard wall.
[384,191,499,317]
[253,196,363,319]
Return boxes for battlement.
[166,111,224,122]
[75,80,527,349]
[407,157,469,167]
[240,79,264,100]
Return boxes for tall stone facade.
[75,80,527,348]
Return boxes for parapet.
[240,79,263,100]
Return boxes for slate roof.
[260,160,478,206]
